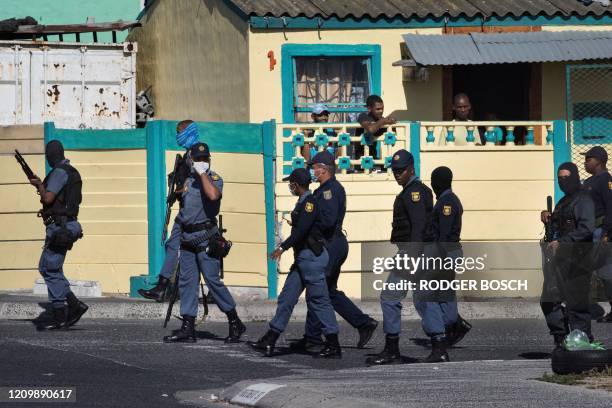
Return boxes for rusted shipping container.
[0,40,137,129]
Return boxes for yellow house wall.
[166,150,268,288]
[248,27,443,123]
[128,0,250,122]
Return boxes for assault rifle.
[162,154,182,245]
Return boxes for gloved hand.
[193,161,210,175]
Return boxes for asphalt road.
[1,318,611,407]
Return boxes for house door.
[566,64,612,179]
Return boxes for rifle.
[543,196,554,243]
[162,154,182,245]
[163,265,180,329]
[14,149,37,181]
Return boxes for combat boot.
[225,309,246,343]
[553,334,566,351]
[38,307,68,331]
[357,319,379,348]
[289,336,323,352]
[366,334,402,365]
[423,338,450,363]
[138,276,170,302]
[66,292,88,327]
[314,333,342,359]
[163,315,196,343]
[446,315,472,346]
[250,330,280,357]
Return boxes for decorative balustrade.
[419,121,555,146]
[276,123,410,176]
[276,121,559,177]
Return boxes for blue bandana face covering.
[176,123,199,149]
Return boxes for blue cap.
[390,149,414,170]
[282,168,311,185]
[311,150,335,166]
[312,103,330,115]
[189,142,210,159]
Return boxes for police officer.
[163,142,245,343]
[581,146,612,322]
[139,120,198,302]
[414,166,470,363]
[250,168,341,358]
[293,151,378,351]
[540,162,596,348]
[29,140,88,330]
[367,149,433,365]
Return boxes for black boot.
[250,330,280,357]
[138,277,170,302]
[289,336,323,352]
[66,292,88,327]
[423,338,450,363]
[314,333,342,359]
[225,309,246,343]
[38,307,68,331]
[553,334,566,351]
[163,315,196,343]
[446,315,472,346]
[357,319,379,348]
[366,334,402,365]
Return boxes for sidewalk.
[0,291,552,321]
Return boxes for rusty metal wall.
[0,40,137,129]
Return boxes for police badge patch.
[323,190,332,200]
[443,205,452,216]
[411,191,420,202]
[609,181,612,190]
[211,174,220,181]
[305,202,314,213]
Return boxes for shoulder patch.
[608,181,612,190]
[305,202,314,213]
[211,174,220,181]
[443,205,452,216]
[323,190,332,200]
[411,191,420,202]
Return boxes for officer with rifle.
[17,141,88,330]
[540,162,597,349]
[138,120,198,302]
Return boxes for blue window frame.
[281,44,382,124]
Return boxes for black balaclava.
[45,140,65,168]
[558,162,581,196]
[431,166,453,198]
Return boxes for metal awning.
[395,31,612,66]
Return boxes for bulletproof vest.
[391,192,412,243]
[551,193,581,238]
[291,198,324,255]
[42,163,82,218]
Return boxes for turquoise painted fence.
[44,120,279,299]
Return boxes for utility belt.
[45,216,81,252]
[180,222,231,259]
[41,214,77,227]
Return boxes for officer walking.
[367,149,433,365]
[163,142,245,343]
[29,140,88,330]
[414,166,470,363]
[139,120,199,302]
[250,168,341,358]
[581,146,612,322]
[293,151,378,351]
[540,162,596,348]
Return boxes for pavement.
[0,291,581,321]
[1,315,612,407]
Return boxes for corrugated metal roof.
[229,0,611,19]
[401,31,612,65]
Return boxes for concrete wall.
[166,150,268,288]
[0,126,148,292]
[0,0,142,42]
[128,0,250,122]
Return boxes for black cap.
[190,142,210,159]
[282,168,311,185]
[581,146,607,163]
[311,151,335,166]
[390,149,414,170]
